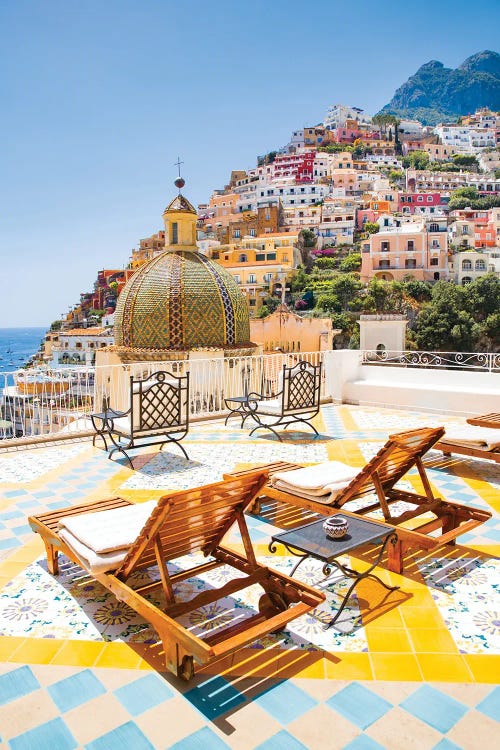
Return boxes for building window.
[429,223,440,232]
[407,240,414,251]
[256,253,265,261]
[430,258,438,266]
[248,274,256,283]
[249,229,256,237]
[171,222,178,244]
[266,253,276,260]
[462,259,472,270]
[234,229,240,238]
[405,259,416,268]
[378,260,390,268]
[417,196,424,202]
[475,259,486,271]
[462,276,472,285]
[381,241,390,252]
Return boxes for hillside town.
[39,103,500,369]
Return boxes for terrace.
[0,353,498,749]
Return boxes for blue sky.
[0,0,499,327]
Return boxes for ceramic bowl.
[323,516,349,539]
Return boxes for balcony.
[0,351,498,748]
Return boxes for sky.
[0,0,499,328]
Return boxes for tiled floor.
[0,404,498,749]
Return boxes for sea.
[0,327,47,375]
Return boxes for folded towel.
[58,500,157,554]
[59,528,128,574]
[270,461,359,494]
[443,425,500,451]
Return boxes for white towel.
[270,461,359,495]
[58,500,157,554]
[443,425,500,451]
[59,528,129,574]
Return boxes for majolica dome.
[113,190,251,351]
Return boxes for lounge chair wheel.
[178,654,195,682]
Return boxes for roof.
[60,328,107,337]
[164,194,197,214]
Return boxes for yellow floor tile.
[409,628,459,654]
[94,642,144,669]
[9,638,65,664]
[417,654,473,682]
[365,629,413,653]
[50,640,106,667]
[464,654,500,683]
[370,653,422,681]
[362,607,405,629]
[325,652,374,681]
[0,636,26,661]
[400,605,447,629]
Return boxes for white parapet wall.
[324,350,500,417]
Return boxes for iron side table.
[224,396,251,427]
[89,408,127,450]
[269,513,399,629]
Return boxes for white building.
[50,328,114,367]
[435,124,497,153]
[452,250,500,285]
[323,104,372,130]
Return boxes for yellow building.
[209,233,300,316]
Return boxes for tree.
[339,253,362,272]
[316,293,341,313]
[412,282,479,351]
[363,222,379,235]
[329,273,363,311]
[401,278,432,303]
[402,150,430,170]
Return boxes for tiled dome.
[114,249,251,350]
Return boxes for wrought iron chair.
[105,370,190,467]
[245,360,322,441]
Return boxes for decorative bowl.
[323,516,349,540]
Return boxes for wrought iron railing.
[0,351,325,444]
[361,350,500,372]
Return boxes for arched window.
[462,259,472,270]
[462,276,472,285]
[475,259,486,271]
[429,223,440,232]
[238,254,247,263]
[376,344,386,352]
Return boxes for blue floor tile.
[48,669,106,712]
[184,676,246,719]
[1,510,23,519]
[3,490,29,498]
[400,685,467,733]
[476,686,500,722]
[432,739,463,750]
[114,673,173,716]
[255,681,317,724]
[169,726,231,750]
[0,537,21,550]
[12,524,33,536]
[342,736,386,750]
[10,717,77,750]
[0,666,40,705]
[255,730,310,750]
[85,722,154,750]
[326,683,392,730]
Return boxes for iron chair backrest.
[129,370,190,436]
[279,360,322,415]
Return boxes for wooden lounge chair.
[224,427,491,574]
[435,413,500,464]
[245,360,322,441]
[29,472,324,681]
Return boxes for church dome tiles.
[113,248,251,351]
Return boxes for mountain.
[378,50,500,125]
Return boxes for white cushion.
[442,425,500,450]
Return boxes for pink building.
[398,192,443,214]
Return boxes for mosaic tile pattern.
[0,404,498,748]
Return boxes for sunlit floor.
[0,404,498,750]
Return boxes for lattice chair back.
[130,371,189,436]
[281,361,321,415]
